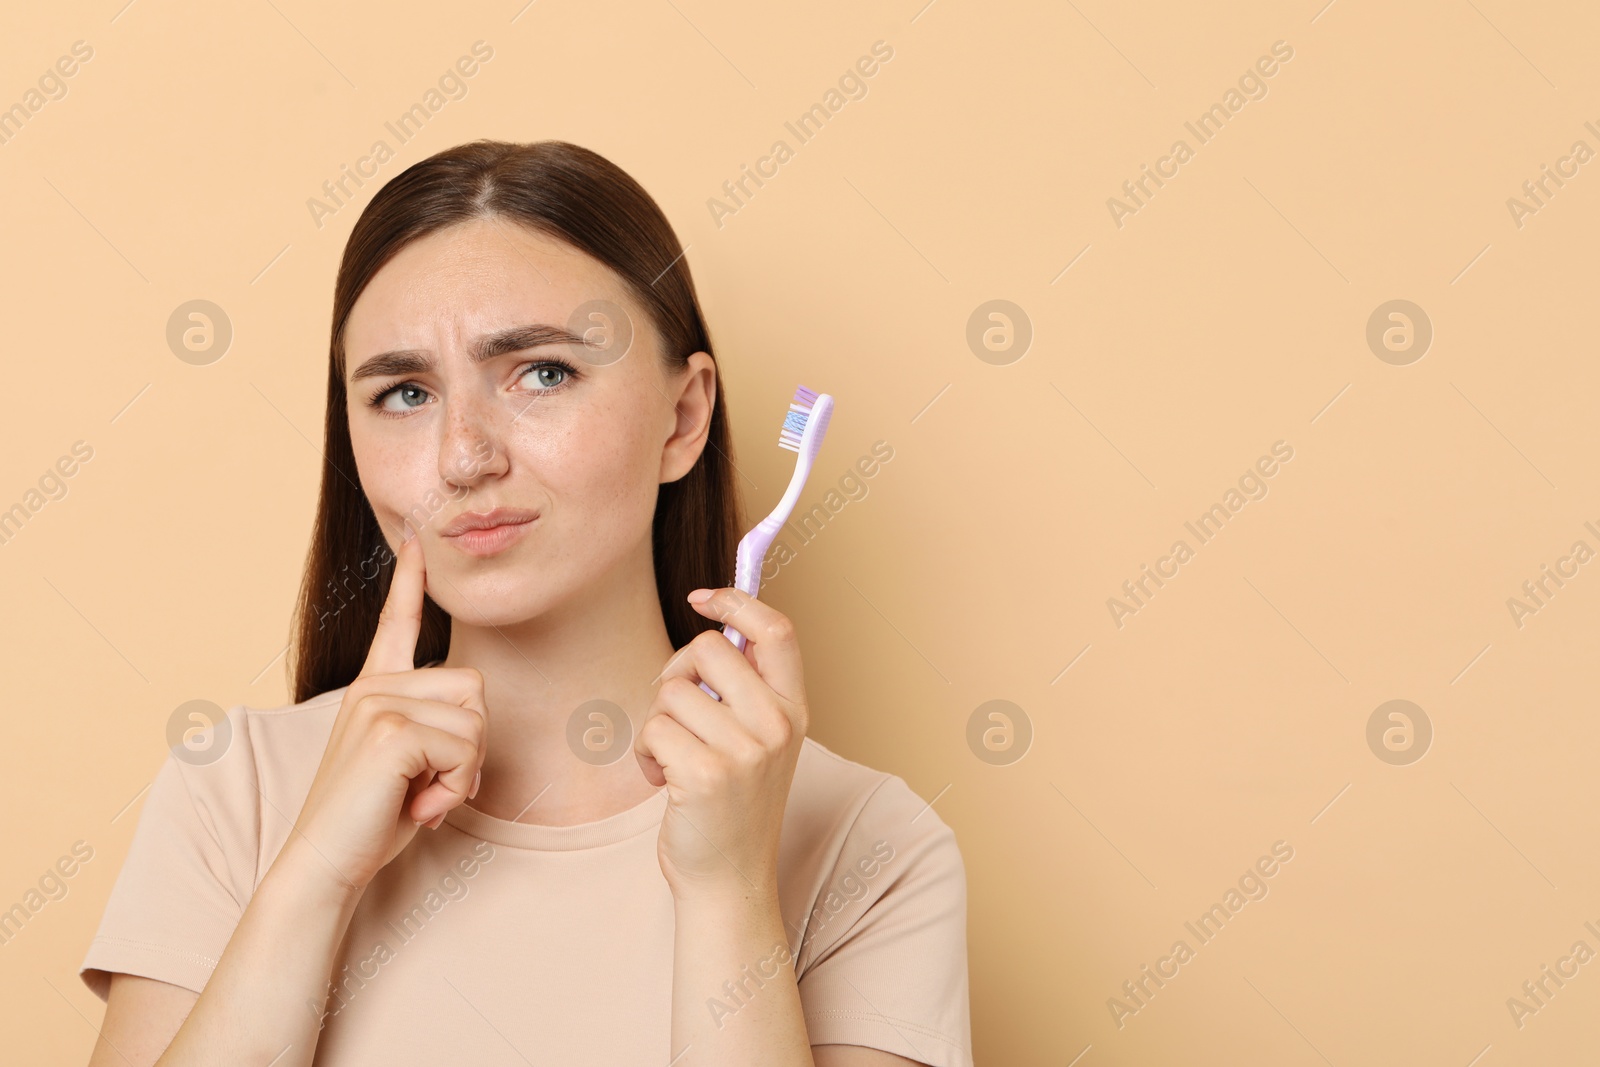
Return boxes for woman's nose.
[438,391,508,486]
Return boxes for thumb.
[360,528,426,678]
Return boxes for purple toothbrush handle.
[697,628,747,701]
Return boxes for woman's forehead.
[346,222,633,353]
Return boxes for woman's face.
[342,216,714,627]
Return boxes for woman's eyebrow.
[349,322,590,382]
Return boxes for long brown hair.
[288,139,740,704]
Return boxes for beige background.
[3,0,1598,1063]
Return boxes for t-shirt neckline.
[419,657,668,851]
[444,787,667,850]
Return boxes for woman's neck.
[436,546,677,827]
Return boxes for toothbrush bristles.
[778,385,818,452]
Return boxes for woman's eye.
[522,363,569,389]
[379,384,429,412]
[368,361,573,417]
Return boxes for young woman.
[79,139,971,1066]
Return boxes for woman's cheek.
[564,431,659,544]
[351,441,408,527]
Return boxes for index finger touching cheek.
[361,527,426,679]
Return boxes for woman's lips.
[440,506,539,536]
[442,516,536,557]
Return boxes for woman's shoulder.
[790,735,951,824]
[784,735,964,882]
[229,684,348,789]
[191,684,348,793]
[77,685,353,1000]
[781,735,969,1025]
[164,685,350,878]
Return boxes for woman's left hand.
[634,587,810,903]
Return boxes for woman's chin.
[431,575,554,630]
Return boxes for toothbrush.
[698,384,835,702]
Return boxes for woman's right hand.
[285,528,487,895]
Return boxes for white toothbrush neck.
[732,406,827,598]
[714,393,834,664]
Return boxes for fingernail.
[470,769,481,799]
[427,812,445,830]
[687,588,714,604]
[401,519,415,543]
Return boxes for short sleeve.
[79,705,262,1001]
[797,775,973,1067]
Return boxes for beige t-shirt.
[79,680,972,1066]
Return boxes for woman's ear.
[659,352,717,484]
